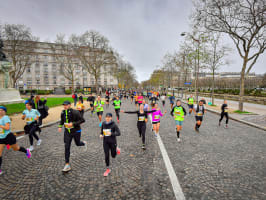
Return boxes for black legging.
[115,109,120,120]
[219,112,229,124]
[64,130,85,163]
[25,122,39,145]
[137,122,146,144]
[103,141,117,167]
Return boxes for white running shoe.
[83,141,87,151]
[37,139,42,146]
[177,138,181,142]
[29,146,34,151]
[62,164,71,172]
[0,169,3,175]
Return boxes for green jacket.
[94,100,105,112]
[171,106,187,121]
[113,100,121,109]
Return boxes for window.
[36,79,40,85]
[53,80,57,84]
[53,75,57,80]
[27,67,31,73]
[27,79,32,85]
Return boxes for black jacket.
[37,100,48,117]
[100,121,121,143]
[59,108,85,133]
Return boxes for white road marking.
[157,134,186,200]
[16,135,25,140]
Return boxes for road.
[0,99,265,200]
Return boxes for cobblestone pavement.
[0,99,265,200]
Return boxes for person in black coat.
[35,96,48,126]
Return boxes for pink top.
[137,96,143,103]
[152,108,163,122]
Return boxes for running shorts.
[0,133,16,145]
[152,121,160,124]
[188,104,193,109]
[175,120,183,126]
[195,116,203,122]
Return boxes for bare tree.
[1,24,38,87]
[193,0,266,111]
[50,34,79,93]
[205,33,230,105]
[70,31,116,93]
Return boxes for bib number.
[103,129,111,136]
[138,116,145,121]
[197,113,203,116]
[26,117,33,122]
[0,128,4,134]
[154,115,160,119]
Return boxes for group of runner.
[0,90,229,177]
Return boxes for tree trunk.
[211,70,215,105]
[95,75,99,95]
[239,63,247,111]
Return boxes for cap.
[0,106,7,112]
[62,101,71,105]
[106,113,112,117]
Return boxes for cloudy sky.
[1,0,265,82]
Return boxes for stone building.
[3,41,118,91]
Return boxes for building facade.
[3,41,118,91]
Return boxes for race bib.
[26,117,33,122]
[77,106,82,110]
[0,128,4,134]
[225,108,228,112]
[175,111,181,116]
[197,113,203,116]
[138,116,145,121]
[103,129,111,136]
[154,115,160,120]
[64,123,73,129]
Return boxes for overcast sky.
[1,0,265,82]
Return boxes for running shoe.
[142,144,146,150]
[177,138,181,142]
[26,149,32,159]
[103,168,111,177]
[29,146,34,151]
[6,144,10,150]
[99,122,102,127]
[37,139,42,146]
[117,119,120,124]
[83,141,87,151]
[116,147,121,155]
[62,164,71,172]
[154,133,157,137]
[225,124,228,128]
[0,169,3,175]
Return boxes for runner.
[130,93,134,104]
[22,101,42,151]
[134,93,139,108]
[187,95,194,115]
[35,95,48,126]
[161,93,166,108]
[169,94,175,109]
[0,106,31,175]
[151,103,167,137]
[87,94,95,116]
[121,104,155,149]
[171,100,187,142]
[100,113,121,177]
[149,94,158,105]
[105,94,110,108]
[76,97,85,118]
[137,93,144,106]
[219,100,229,128]
[94,96,105,127]
[113,96,121,123]
[58,101,87,172]
[193,100,206,132]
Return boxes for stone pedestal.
[0,88,24,105]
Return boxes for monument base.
[0,88,24,105]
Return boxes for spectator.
[35,96,48,126]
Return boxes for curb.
[180,99,266,132]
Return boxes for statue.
[0,37,12,88]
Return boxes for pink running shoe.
[26,149,32,159]
[6,144,10,150]
[103,168,111,177]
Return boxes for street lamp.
[181,32,200,102]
